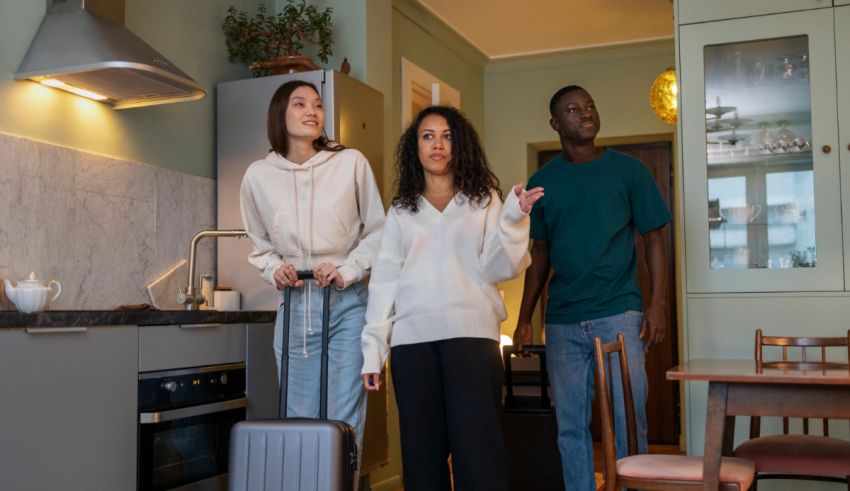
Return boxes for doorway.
[536,139,680,445]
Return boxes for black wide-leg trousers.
[390,337,509,491]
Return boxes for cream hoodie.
[361,190,531,375]
[240,148,385,288]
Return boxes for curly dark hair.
[267,80,344,156]
[392,106,501,212]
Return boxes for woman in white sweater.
[361,106,543,490]
[240,80,385,468]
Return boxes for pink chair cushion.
[734,434,850,476]
[617,454,755,490]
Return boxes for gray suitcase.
[229,271,357,491]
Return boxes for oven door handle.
[139,397,248,424]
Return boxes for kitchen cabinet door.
[245,322,278,419]
[139,322,246,372]
[676,0,831,25]
[0,326,138,491]
[680,9,843,292]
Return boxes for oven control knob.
[220,374,228,385]
[161,381,178,392]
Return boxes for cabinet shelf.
[707,149,812,168]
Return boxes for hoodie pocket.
[271,211,302,256]
[310,208,349,254]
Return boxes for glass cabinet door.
[681,9,842,292]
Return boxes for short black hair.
[549,85,586,117]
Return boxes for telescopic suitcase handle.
[279,271,332,420]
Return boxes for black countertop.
[0,310,276,328]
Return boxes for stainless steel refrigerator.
[216,70,384,311]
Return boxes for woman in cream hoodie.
[240,80,385,464]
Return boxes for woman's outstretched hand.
[514,182,545,214]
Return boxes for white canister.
[214,290,240,311]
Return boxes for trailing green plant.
[223,1,334,77]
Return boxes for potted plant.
[222,1,334,77]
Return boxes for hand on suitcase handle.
[310,263,344,288]
[275,268,340,289]
[274,264,303,289]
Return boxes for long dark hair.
[267,80,344,156]
[392,105,501,212]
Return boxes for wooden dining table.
[666,358,850,491]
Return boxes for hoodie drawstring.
[303,165,316,359]
[289,168,310,357]
[285,156,322,358]
[289,169,310,358]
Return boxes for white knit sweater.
[361,189,531,375]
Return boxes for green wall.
[0,0,258,179]
[484,38,676,190]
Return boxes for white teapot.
[4,272,61,313]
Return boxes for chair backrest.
[752,328,850,437]
[593,334,638,488]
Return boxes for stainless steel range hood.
[15,0,205,109]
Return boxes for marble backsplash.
[0,133,216,311]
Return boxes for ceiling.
[416,0,675,59]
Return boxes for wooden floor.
[391,443,685,490]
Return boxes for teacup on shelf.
[774,203,800,223]
[721,204,762,224]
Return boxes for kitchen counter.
[0,310,275,328]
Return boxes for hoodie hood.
[265,149,338,171]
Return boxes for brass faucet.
[177,229,248,310]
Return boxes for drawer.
[139,323,246,372]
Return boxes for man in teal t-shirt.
[513,85,671,491]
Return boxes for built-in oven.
[138,363,247,491]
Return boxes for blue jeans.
[273,281,368,455]
[545,311,649,491]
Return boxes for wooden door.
[537,142,679,444]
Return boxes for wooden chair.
[594,334,755,490]
[732,328,850,490]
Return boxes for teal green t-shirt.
[528,148,671,324]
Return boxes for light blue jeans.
[545,311,649,491]
[273,281,368,455]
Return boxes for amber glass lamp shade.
[650,68,678,125]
